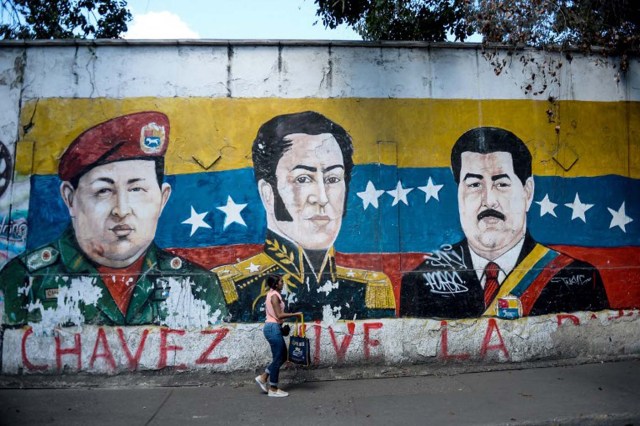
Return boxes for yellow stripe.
[482,244,549,317]
[16,98,639,177]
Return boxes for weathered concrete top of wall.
[0,39,637,102]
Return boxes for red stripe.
[168,244,263,269]
[520,254,574,316]
[484,281,499,308]
[166,246,640,311]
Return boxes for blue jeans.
[263,322,286,387]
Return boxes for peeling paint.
[316,279,339,296]
[161,277,222,329]
[322,304,342,325]
[28,277,102,336]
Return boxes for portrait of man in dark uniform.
[213,111,396,322]
[400,127,609,319]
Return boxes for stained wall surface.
[0,41,638,374]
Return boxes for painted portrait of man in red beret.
[0,112,228,329]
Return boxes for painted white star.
[608,202,633,233]
[217,196,248,230]
[346,269,355,277]
[535,194,558,218]
[356,181,385,210]
[386,181,414,206]
[246,262,261,273]
[181,206,211,237]
[564,193,594,223]
[418,177,443,204]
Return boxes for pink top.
[265,289,284,324]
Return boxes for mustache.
[477,209,506,221]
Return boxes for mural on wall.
[0,138,29,267]
[213,111,395,322]
[400,127,609,319]
[0,95,638,374]
[0,112,228,331]
[1,98,638,339]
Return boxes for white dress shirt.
[469,237,525,289]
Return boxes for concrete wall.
[0,40,638,374]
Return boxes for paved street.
[1,360,639,425]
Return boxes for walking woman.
[255,274,301,397]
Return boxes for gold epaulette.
[212,252,278,304]
[336,266,396,310]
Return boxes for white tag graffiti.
[422,271,469,294]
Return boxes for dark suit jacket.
[400,234,609,319]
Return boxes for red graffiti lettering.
[363,322,383,359]
[329,322,355,362]
[116,328,149,371]
[607,310,626,321]
[439,321,470,360]
[557,314,580,326]
[480,319,509,360]
[158,328,186,370]
[313,321,322,366]
[21,328,48,371]
[55,333,82,371]
[89,328,116,370]
[196,328,229,365]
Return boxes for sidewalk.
[1,359,639,425]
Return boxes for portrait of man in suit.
[400,127,609,319]
[213,111,396,322]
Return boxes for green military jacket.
[0,227,228,327]
[213,230,396,322]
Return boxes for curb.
[1,354,638,389]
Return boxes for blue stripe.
[26,166,640,251]
[509,250,559,297]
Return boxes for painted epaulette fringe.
[336,266,396,310]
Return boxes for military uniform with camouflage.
[0,227,227,326]
[214,230,396,322]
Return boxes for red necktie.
[484,262,500,308]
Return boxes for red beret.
[59,111,170,182]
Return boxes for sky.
[124,0,361,40]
